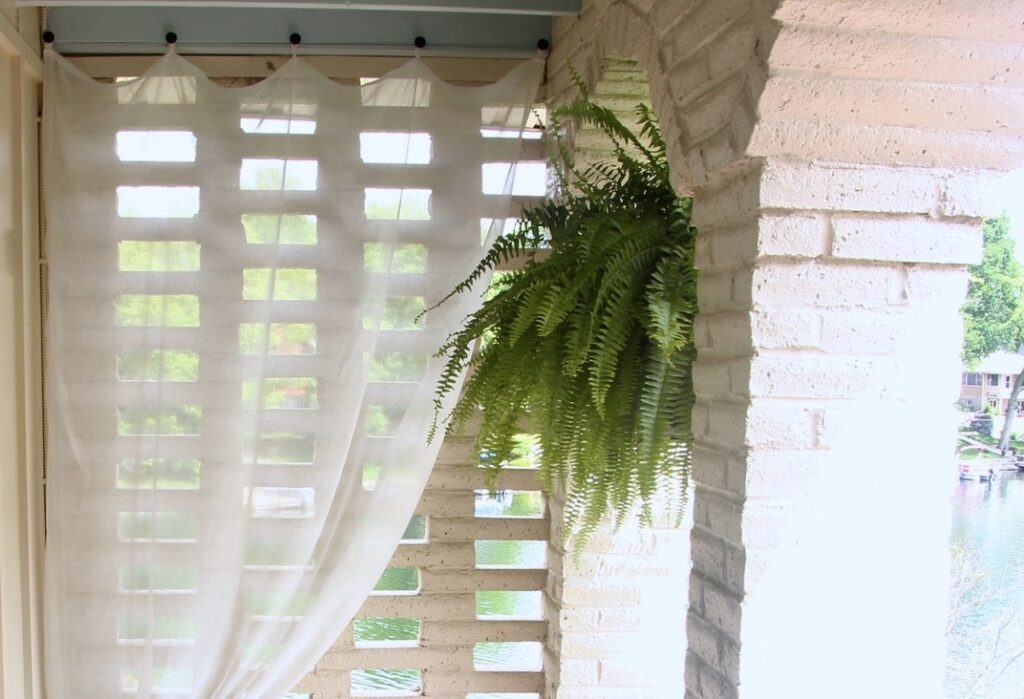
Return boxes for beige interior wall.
[0,0,38,50]
[0,3,43,697]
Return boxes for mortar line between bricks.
[745,254,908,271]
[662,14,756,91]
[693,481,746,505]
[769,14,987,43]
[691,395,751,407]
[716,395,862,407]
[690,568,744,599]
[759,156,970,174]
[745,347,891,361]
[692,217,764,235]
[691,156,764,194]
[688,642,737,689]
[691,523,744,553]
[691,437,747,455]
[696,258,757,274]
[767,61,1024,91]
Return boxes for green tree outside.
[961,214,1024,449]
[962,215,1023,364]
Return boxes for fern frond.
[428,79,699,552]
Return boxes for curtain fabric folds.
[42,49,542,698]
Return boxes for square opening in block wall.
[402,515,428,543]
[372,567,420,595]
[475,540,546,569]
[474,491,544,518]
[474,642,543,672]
[354,617,421,648]
[476,591,543,620]
[351,668,422,696]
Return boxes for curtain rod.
[66,54,551,86]
[43,31,551,59]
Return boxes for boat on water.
[957,444,1008,481]
[959,462,998,481]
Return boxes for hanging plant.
[429,84,698,548]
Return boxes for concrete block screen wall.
[292,431,550,698]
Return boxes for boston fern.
[430,90,698,548]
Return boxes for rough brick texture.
[550,1,1024,698]
[545,490,690,699]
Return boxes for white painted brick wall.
[774,0,1024,43]
[769,25,1024,85]
[546,2,1024,698]
[547,507,690,699]
[830,216,983,265]
[759,160,940,214]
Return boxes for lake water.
[301,474,1024,699]
[946,470,1024,698]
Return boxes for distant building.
[961,351,1024,415]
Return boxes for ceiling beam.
[43,6,558,56]
[18,0,581,15]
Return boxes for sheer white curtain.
[42,48,541,698]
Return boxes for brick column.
[550,1,1024,697]
[685,158,986,699]
[680,0,1024,693]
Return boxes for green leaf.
[429,82,697,552]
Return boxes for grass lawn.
[957,449,1004,461]
[957,432,1024,464]
[958,429,1024,452]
